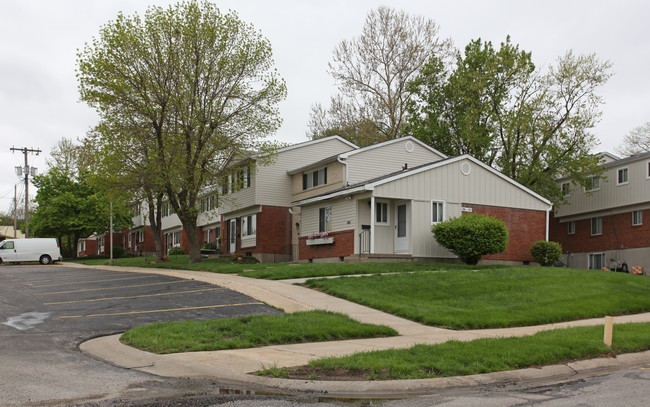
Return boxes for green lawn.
[302,268,650,329]
[70,255,466,279]
[120,310,397,354]
[284,323,650,380]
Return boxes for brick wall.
[463,203,547,262]
[220,205,292,257]
[299,229,355,261]
[550,209,650,253]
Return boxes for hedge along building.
[292,150,553,264]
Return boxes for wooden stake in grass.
[604,316,613,347]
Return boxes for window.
[162,203,169,217]
[617,167,629,185]
[647,160,650,179]
[431,200,444,224]
[375,201,389,225]
[591,217,602,236]
[2,241,14,249]
[173,231,180,246]
[242,214,257,237]
[567,221,575,235]
[222,167,252,194]
[589,253,606,270]
[561,182,570,197]
[200,194,218,212]
[633,210,643,226]
[302,167,327,190]
[132,203,141,216]
[318,206,332,233]
[585,176,600,192]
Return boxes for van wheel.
[39,255,52,265]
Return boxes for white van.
[0,238,63,265]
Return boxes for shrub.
[530,240,562,266]
[168,247,184,256]
[432,214,508,265]
[112,246,125,258]
[201,242,217,250]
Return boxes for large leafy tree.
[308,6,450,146]
[77,0,286,263]
[406,37,612,205]
[29,169,132,258]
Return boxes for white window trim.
[585,176,600,192]
[588,252,606,270]
[431,199,445,225]
[591,217,602,236]
[567,220,575,235]
[616,167,629,186]
[241,214,257,238]
[561,182,571,197]
[375,200,390,225]
[633,210,643,226]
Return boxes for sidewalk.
[75,264,650,396]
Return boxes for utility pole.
[11,146,42,238]
[14,185,17,238]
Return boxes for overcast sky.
[1,0,649,212]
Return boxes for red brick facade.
[298,229,355,261]
[463,203,547,262]
[220,205,293,257]
[549,209,650,254]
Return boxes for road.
[1,263,648,406]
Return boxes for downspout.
[545,206,552,241]
[370,196,375,254]
[337,155,349,186]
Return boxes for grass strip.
[120,310,397,354]
[70,255,469,279]
[295,323,650,380]
[303,269,650,329]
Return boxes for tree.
[407,37,612,206]
[77,0,286,263]
[616,122,650,156]
[29,169,132,258]
[530,240,562,267]
[308,6,450,146]
[432,214,508,265]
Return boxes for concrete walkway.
[72,263,650,396]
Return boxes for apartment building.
[550,152,650,274]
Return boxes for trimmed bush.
[168,247,184,256]
[112,246,125,258]
[530,240,562,266]
[432,214,508,265]
[231,254,260,264]
[201,242,217,250]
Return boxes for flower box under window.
[306,237,334,245]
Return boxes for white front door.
[395,202,410,253]
[229,219,237,253]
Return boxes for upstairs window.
[617,167,629,185]
[561,182,570,197]
[303,167,327,190]
[585,176,600,192]
[221,166,252,194]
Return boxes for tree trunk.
[146,193,165,261]
[178,214,202,263]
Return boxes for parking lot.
[1,264,282,333]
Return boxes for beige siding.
[556,158,650,218]
[292,161,346,201]
[373,159,550,212]
[221,138,354,214]
[346,139,444,185]
[301,198,357,237]
[410,200,456,258]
